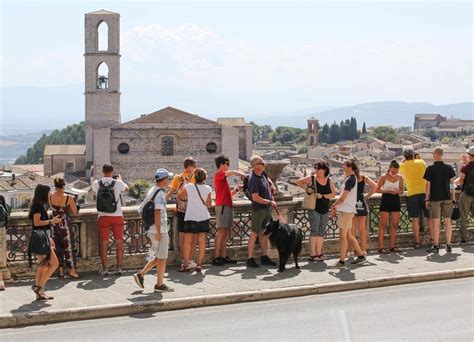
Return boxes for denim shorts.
[308,210,329,237]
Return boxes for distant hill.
[1,85,472,133]
[309,101,473,128]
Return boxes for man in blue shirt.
[247,155,277,268]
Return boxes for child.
[133,169,174,292]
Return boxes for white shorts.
[147,231,169,260]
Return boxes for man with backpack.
[246,155,277,268]
[92,164,129,276]
[133,169,174,292]
[458,146,474,243]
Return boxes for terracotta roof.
[120,107,219,127]
[217,118,251,126]
[11,164,44,175]
[0,174,54,192]
[44,145,86,156]
[414,113,444,120]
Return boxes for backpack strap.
[150,188,164,202]
[194,184,207,207]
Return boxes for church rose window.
[162,136,174,156]
[206,142,217,154]
[118,143,130,154]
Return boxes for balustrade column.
[0,227,11,280]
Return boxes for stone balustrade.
[1,194,472,279]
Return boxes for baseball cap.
[467,146,474,156]
[154,168,173,181]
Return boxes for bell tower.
[84,10,121,176]
[307,117,319,147]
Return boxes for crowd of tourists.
[21,145,474,298]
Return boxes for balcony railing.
[2,194,473,279]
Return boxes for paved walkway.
[1,245,473,328]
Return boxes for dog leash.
[273,205,287,224]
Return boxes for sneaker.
[246,257,260,268]
[260,255,277,266]
[223,256,238,264]
[446,245,452,253]
[330,260,346,269]
[99,270,109,276]
[459,239,467,245]
[154,284,174,292]
[350,256,367,265]
[426,246,439,254]
[133,273,144,289]
[114,268,123,276]
[212,257,225,266]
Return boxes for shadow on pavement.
[375,253,404,264]
[426,253,461,263]
[261,267,302,281]
[10,300,52,315]
[328,268,356,281]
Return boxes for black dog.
[263,219,303,272]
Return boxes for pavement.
[2,278,472,341]
[1,245,473,329]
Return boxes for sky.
[0,0,472,116]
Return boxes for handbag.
[302,175,318,210]
[28,229,51,266]
[451,204,460,221]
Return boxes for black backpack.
[0,195,11,227]
[97,180,119,213]
[463,165,474,196]
[141,188,165,230]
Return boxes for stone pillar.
[0,228,12,280]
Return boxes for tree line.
[15,122,85,164]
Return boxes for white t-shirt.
[92,177,127,217]
[184,183,212,222]
[139,186,168,234]
[337,174,358,214]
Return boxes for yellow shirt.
[169,171,195,192]
[399,159,427,196]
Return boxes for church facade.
[84,10,250,182]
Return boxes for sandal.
[378,248,390,254]
[196,265,202,273]
[178,265,191,272]
[33,286,54,301]
[309,255,318,262]
[390,247,402,253]
[68,272,80,279]
[413,243,421,249]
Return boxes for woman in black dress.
[28,185,60,300]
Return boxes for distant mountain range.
[1,84,472,134]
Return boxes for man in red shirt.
[212,154,247,266]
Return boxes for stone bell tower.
[84,10,121,177]
[307,117,319,147]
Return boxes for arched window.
[97,62,109,89]
[98,21,108,51]
[310,136,314,145]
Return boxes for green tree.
[250,122,273,143]
[423,128,439,142]
[15,122,86,164]
[371,126,397,142]
[128,179,150,200]
[362,122,367,135]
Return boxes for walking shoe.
[223,256,238,264]
[133,273,144,289]
[246,257,260,268]
[446,245,452,253]
[212,257,225,266]
[350,256,367,265]
[114,268,123,276]
[459,239,467,245]
[98,269,109,276]
[260,255,277,266]
[154,284,174,292]
[329,260,346,269]
[426,246,439,253]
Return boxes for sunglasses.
[256,162,265,166]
